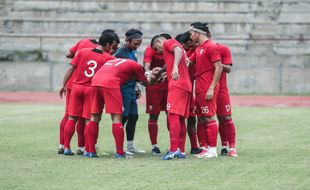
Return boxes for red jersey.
[189,39,221,93]
[143,45,168,91]
[186,48,196,84]
[66,39,98,89]
[217,43,233,93]
[163,39,192,92]
[70,48,115,86]
[92,59,147,88]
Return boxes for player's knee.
[218,115,232,123]
[129,114,139,122]
[68,116,78,121]
[149,114,159,121]
[188,116,197,124]
[206,116,216,122]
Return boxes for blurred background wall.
[0,0,309,94]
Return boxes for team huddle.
[57,22,238,160]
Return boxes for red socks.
[197,123,207,148]
[224,119,236,149]
[59,113,68,145]
[87,121,99,154]
[64,119,76,149]
[148,120,158,145]
[112,123,124,155]
[206,120,218,147]
[76,117,85,148]
[168,113,181,152]
[219,122,228,147]
[84,122,90,153]
[178,118,187,153]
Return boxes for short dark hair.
[99,33,116,46]
[101,29,115,35]
[125,28,143,41]
[150,34,162,47]
[175,33,185,43]
[190,22,210,35]
[160,33,172,39]
[101,29,120,43]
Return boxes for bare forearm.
[209,62,223,89]
[62,67,75,87]
[222,64,232,73]
[173,47,182,69]
[144,62,151,72]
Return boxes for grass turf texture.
[0,103,309,190]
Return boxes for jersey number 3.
[84,60,97,78]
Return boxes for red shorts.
[145,89,168,114]
[216,90,232,116]
[65,88,71,112]
[67,84,92,119]
[91,87,123,114]
[196,89,218,117]
[167,87,191,118]
[188,94,197,117]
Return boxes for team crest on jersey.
[200,49,204,55]
[225,105,231,112]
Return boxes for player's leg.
[76,117,85,155]
[187,95,200,154]
[148,114,160,154]
[85,86,104,158]
[58,112,68,154]
[64,115,78,155]
[195,91,219,159]
[219,115,237,157]
[58,88,71,154]
[217,94,237,157]
[127,98,145,154]
[146,89,164,154]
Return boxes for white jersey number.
[84,60,97,78]
[105,59,127,66]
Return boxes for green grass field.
[0,103,309,190]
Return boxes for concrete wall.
[0,0,309,93]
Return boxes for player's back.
[70,39,98,55]
[144,45,165,68]
[92,59,146,88]
[72,48,114,86]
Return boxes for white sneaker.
[126,147,146,155]
[195,148,218,159]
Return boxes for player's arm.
[222,64,232,73]
[171,46,183,80]
[206,61,223,100]
[59,65,75,98]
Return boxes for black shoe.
[151,147,161,155]
[58,147,64,154]
[190,148,202,154]
[76,149,84,156]
[221,148,228,156]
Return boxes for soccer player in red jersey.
[143,34,172,155]
[216,43,238,157]
[187,22,223,158]
[175,32,201,155]
[152,36,192,160]
[85,58,157,158]
[58,30,120,155]
[59,33,116,155]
